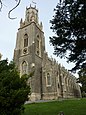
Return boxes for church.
[14,5,81,101]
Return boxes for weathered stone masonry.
[14,5,81,101]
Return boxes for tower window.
[24,34,28,47]
[37,39,39,48]
[36,39,40,56]
[36,34,41,57]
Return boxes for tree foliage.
[78,67,86,97]
[50,0,86,71]
[0,59,31,115]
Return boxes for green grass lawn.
[22,98,86,115]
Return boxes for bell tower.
[25,5,39,23]
[14,5,45,100]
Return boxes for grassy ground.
[22,98,86,115]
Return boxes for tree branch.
[8,0,21,19]
[0,0,2,11]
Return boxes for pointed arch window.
[24,34,28,47]
[36,34,41,57]
[22,61,27,74]
[46,73,51,87]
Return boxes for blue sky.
[0,0,77,76]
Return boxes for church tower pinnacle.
[0,53,2,60]
[19,5,43,31]
[25,5,38,23]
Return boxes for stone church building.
[14,5,81,101]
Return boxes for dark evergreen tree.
[0,59,31,115]
[78,68,86,97]
[50,0,86,71]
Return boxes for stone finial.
[40,22,43,30]
[0,53,2,60]
[35,5,36,8]
[20,18,23,23]
[30,4,31,7]
[20,18,24,28]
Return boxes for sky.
[0,0,78,76]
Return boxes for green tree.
[0,59,31,115]
[50,0,86,71]
[78,68,86,97]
